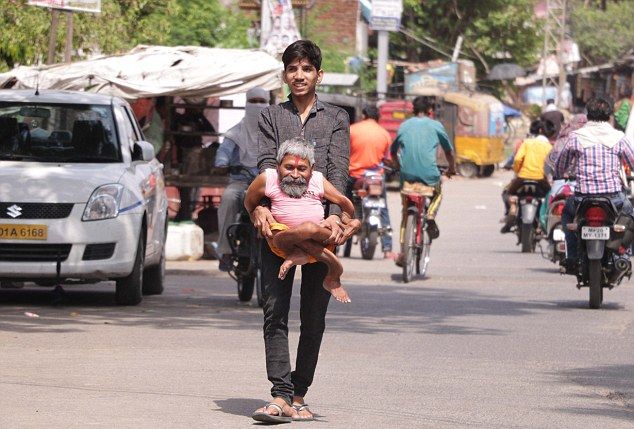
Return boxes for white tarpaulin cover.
[0,45,283,100]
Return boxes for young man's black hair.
[412,96,434,116]
[585,96,614,122]
[529,119,543,136]
[542,119,557,139]
[281,40,322,71]
[362,104,380,121]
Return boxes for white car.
[0,90,168,305]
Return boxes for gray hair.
[276,137,315,166]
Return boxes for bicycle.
[401,182,435,283]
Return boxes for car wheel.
[142,247,165,295]
[116,232,144,305]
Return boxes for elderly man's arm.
[244,173,275,237]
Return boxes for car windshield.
[0,102,120,163]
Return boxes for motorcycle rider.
[500,119,554,233]
[555,96,634,273]
[389,96,456,267]
[347,103,395,259]
[214,87,269,271]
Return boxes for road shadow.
[548,364,634,423]
[213,397,263,418]
[0,275,569,337]
[552,300,624,311]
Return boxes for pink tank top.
[265,168,325,227]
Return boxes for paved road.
[1,171,633,428]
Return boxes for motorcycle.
[566,196,634,309]
[224,168,263,307]
[542,180,574,264]
[514,181,545,253]
[343,168,390,260]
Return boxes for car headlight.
[82,184,124,221]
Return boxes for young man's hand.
[251,206,275,238]
[320,215,346,245]
[341,218,361,241]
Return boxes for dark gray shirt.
[257,96,350,215]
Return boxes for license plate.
[364,198,386,209]
[581,226,609,240]
[0,224,48,240]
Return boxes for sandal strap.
[264,402,284,415]
[293,403,310,412]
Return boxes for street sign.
[28,0,101,13]
[370,0,403,32]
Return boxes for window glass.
[0,102,120,163]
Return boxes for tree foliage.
[0,0,253,72]
[570,0,634,65]
[167,0,253,48]
[391,0,543,74]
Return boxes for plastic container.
[165,221,204,261]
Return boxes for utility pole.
[376,31,389,99]
[64,12,73,63]
[46,9,59,65]
[260,0,270,48]
[540,0,567,108]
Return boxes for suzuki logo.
[7,204,22,218]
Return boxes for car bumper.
[0,208,140,280]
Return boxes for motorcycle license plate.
[364,198,386,209]
[0,224,48,240]
[581,226,609,240]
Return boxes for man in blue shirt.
[214,87,269,271]
[390,96,456,265]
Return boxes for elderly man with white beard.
[214,87,270,271]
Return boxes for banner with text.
[28,0,101,13]
[370,0,403,32]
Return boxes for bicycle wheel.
[416,228,431,278]
[402,213,417,283]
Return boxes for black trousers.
[260,239,331,404]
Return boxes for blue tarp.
[503,104,521,117]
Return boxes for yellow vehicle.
[438,92,506,178]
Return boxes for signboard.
[28,0,101,13]
[405,62,459,94]
[263,0,301,55]
[370,0,403,32]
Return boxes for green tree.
[0,0,253,73]
[570,0,634,65]
[392,0,543,75]
[166,0,254,48]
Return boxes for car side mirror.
[132,140,155,162]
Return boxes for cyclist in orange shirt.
[346,104,396,259]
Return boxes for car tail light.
[585,207,607,227]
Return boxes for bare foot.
[278,252,310,279]
[324,276,351,303]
